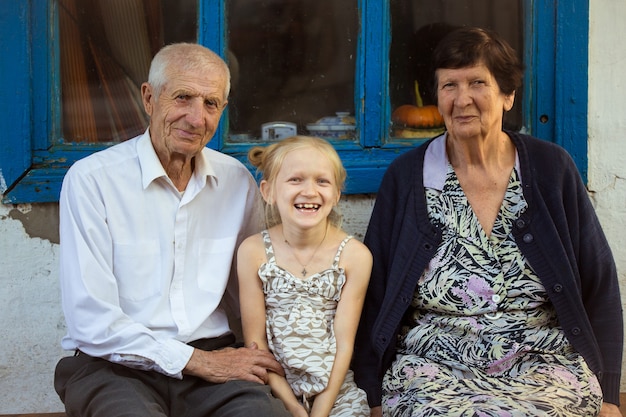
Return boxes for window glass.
[58,0,197,143]
[226,0,358,142]
[389,0,523,140]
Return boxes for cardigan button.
[553,284,563,292]
[571,327,581,336]
[522,233,533,243]
[515,219,526,229]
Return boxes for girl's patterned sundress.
[259,230,369,416]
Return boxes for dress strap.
[260,229,275,263]
[332,235,353,269]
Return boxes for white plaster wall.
[587,0,626,393]
[0,1,624,413]
[0,203,65,412]
[0,196,374,413]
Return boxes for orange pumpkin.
[392,104,444,129]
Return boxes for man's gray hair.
[148,43,231,99]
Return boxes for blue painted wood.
[1,168,65,203]
[361,0,387,148]
[199,0,227,151]
[524,0,588,182]
[32,1,58,151]
[0,1,32,192]
[1,1,591,203]
[524,0,556,140]
[554,0,589,181]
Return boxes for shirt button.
[492,294,501,303]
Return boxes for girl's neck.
[280,221,329,250]
[280,222,331,278]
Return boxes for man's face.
[142,64,228,162]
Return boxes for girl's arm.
[237,235,308,417]
[309,238,373,417]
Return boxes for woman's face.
[436,63,514,140]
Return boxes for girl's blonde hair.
[248,135,346,228]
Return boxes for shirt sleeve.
[59,163,193,377]
[220,175,265,322]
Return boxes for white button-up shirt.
[59,130,263,377]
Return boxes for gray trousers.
[54,335,290,417]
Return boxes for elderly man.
[54,43,290,417]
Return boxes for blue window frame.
[0,0,589,203]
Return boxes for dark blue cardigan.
[353,131,623,407]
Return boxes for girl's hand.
[370,406,383,417]
[285,401,309,417]
[599,402,623,417]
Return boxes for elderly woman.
[353,27,623,417]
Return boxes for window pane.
[389,0,523,140]
[59,0,197,143]
[227,0,358,142]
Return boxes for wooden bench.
[0,414,65,417]
[3,394,626,416]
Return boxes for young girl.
[237,136,371,417]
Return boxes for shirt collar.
[423,133,449,190]
[423,132,521,190]
[137,129,218,190]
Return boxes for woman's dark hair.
[432,26,524,98]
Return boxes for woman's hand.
[599,402,623,417]
[370,406,383,417]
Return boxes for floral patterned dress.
[382,165,602,417]
[259,230,369,416]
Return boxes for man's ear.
[141,83,154,116]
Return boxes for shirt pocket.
[113,240,161,301]
[197,236,237,292]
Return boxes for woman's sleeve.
[353,159,405,407]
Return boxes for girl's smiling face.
[436,63,515,141]
[262,147,340,230]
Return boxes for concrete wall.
[587,0,626,401]
[0,1,625,413]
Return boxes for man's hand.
[370,406,382,417]
[183,342,285,384]
[599,402,623,417]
